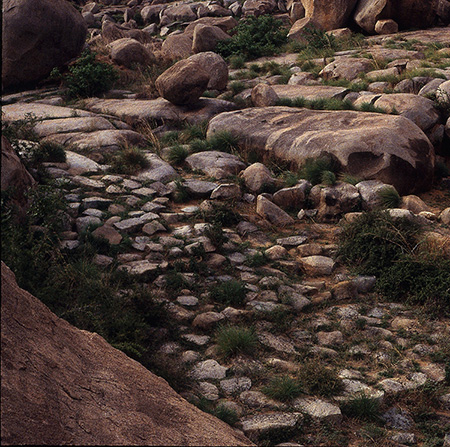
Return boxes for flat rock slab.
[207,107,434,194]
[293,398,342,423]
[368,26,450,45]
[66,150,102,175]
[33,116,115,137]
[241,413,303,441]
[83,97,237,126]
[137,153,179,183]
[44,130,146,152]
[186,151,246,179]
[1,103,94,121]
[272,84,349,100]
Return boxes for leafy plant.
[64,49,118,99]
[210,279,247,307]
[216,15,288,60]
[216,325,258,358]
[263,375,303,402]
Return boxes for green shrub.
[263,375,303,402]
[297,360,343,397]
[214,404,239,426]
[31,141,67,164]
[216,325,258,357]
[167,144,189,165]
[377,186,401,208]
[190,139,211,153]
[321,170,336,186]
[229,81,246,95]
[339,173,361,186]
[376,256,450,314]
[216,15,288,60]
[64,49,118,99]
[338,211,421,276]
[341,394,381,421]
[300,157,338,185]
[210,279,247,306]
[110,147,150,175]
[229,55,246,69]
[198,202,241,226]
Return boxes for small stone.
[317,331,344,347]
[192,311,225,329]
[241,413,303,442]
[293,398,342,423]
[177,295,199,306]
[191,359,228,380]
[300,256,335,276]
[220,377,252,394]
[182,334,210,346]
[142,220,166,236]
[198,382,219,401]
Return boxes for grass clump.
[198,202,241,226]
[377,186,401,208]
[300,157,339,185]
[297,360,343,397]
[210,279,247,306]
[216,15,288,60]
[263,375,303,402]
[64,49,118,99]
[214,404,239,426]
[207,130,240,153]
[30,141,67,164]
[167,144,189,166]
[216,325,258,358]
[109,146,150,175]
[341,394,381,421]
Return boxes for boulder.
[184,17,238,36]
[353,0,391,34]
[186,151,246,179]
[161,33,193,60]
[192,24,231,53]
[109,38,152,68]
[2,0,87,89]
[390,0,439,30]
[320,57,373,81]
[1,136,36,208]
[256,195,295,227]
[161,4,196,23]
[155,60,210,105]
[242,163,276,193]
[301,0,359,30]
[188,52,229,91]
[288,16,322,41]
[374,19,398,34]
[207,107,434,194]
[272,180,311,209]
[242,0,278,16]
[252,84,280,107]
[0,262,253,446]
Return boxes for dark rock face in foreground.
[2,0,87,89]
[0,262,253,446]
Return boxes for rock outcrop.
[301,0,359,30]
[207,107,435,195]
[2,0,87,89]
[0,262,253,446]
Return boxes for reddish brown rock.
[0,262,253,446]
[2,0,87,89]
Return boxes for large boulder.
[188,52,229,91]
[155,59,210,105]
[192,24,231,53]
[161,33,193,60]
[2,0,87,89]
[301,0,359,30]
[1,136,36,208]
[109,38,153,68]
[207,107,435,195]
[1,262,253,446]
[353,0,391,34]
[390,0,439,30]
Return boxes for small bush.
[300,157,338,185]
[216,325,258,357]
[214,404,239,425]
[31,141,67,164]
[229,55,246,69]
[199,202,241,226]
[64,49,118,99]
[341,394,381,421]
[263,375,303,402]
[321,170,336,186]
[210,279,247,306]
[229,81,246,95]
[377,187,401,208]
[297,360,343,397]
[339,173,361,186]
[216,15,288,60]
[190,139,211,153]
[167,144,189,166]
[110,147,150,175]
[338,211,421,276]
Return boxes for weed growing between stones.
[263,375,303,402]
[216,15,288,61]
[167,144,189,166]
[214,404,239,426]
[109,146,150,175]
[297,360,343,397]
[341,394,381,421]
[209,279,247,307]
[300,156,339,185]
[216,325,258,358]
[64,49,118,99]
[377,186,401,208]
